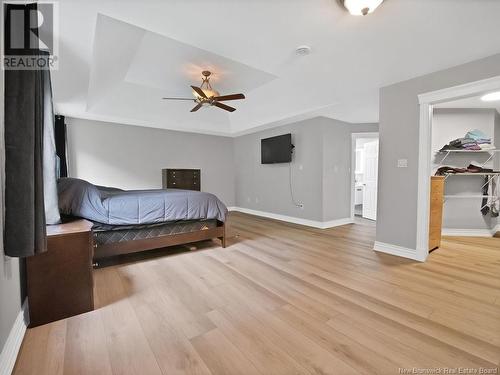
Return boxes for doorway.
[351,133,379,221]
[416,75,500,261]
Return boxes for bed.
[57,178,227,260]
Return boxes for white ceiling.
[435,95,500,113]
[53,0,500,136]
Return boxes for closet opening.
[416,76,500,262]
[429,96,499,252]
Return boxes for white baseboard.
[442,228,498,237]
[321,217,355,229]
[373,241,426,262]
[228,207,353,229]
[0,301,27,375]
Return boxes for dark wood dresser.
[162,168,201,191]
[429,176,445,251]
[26,220,94,327]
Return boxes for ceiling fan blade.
[162,97,195,101]
[213,93,245,101]
[191,85,207,99]
[213,102,236,112]
[190,103,203,112]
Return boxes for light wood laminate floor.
[14,212,500,374]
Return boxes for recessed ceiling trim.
[51,1,500,135]
[58,110,235,137]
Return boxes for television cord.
[289,162,303,208]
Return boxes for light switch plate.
[397,159,408,168]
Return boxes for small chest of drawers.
[162,168,201,191]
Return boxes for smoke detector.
[295,45,311,56]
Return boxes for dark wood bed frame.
[93,220,226,260]
[92,169,226,260]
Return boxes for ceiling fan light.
[342,0,384,16]
[192,88,220,100]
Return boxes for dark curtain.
[4,68,48,257]
[4,3,48,257]
[54,115,68,178]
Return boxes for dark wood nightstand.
[27,219,94,327]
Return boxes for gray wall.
[66,118,236,206]
[322,121,378,221]
[234,116,378,222]
[0,69,23,352]
[68,116,378,224]
[234,117,325,221]
[378,53,500,249]
[432,108,497,230]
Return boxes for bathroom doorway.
[351,133,379,221]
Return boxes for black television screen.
[261,134,292,164]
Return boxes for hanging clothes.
[489,176,499,218]
[481,176,490,216]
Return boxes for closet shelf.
[437,149,500,153]
[435,145,499,207]
[444,195,497,199]
[443,172,500,176]
[437,148,499,173]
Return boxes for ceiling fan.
[162,70,245,112]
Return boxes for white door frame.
[415,75,500,262]
[350,132,379,220]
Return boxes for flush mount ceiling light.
[341,0,385,16]
[481,91,500,102]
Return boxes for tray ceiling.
[52,0,500,136]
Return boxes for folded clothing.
[449,137,477,146]
[439,144,461,151]
[435,166,467,175]
[480,143,496,150]
[440,133,494,151]
[435,164,496,176]
[465,129,490,141]
[476,139,492,144]
[440,139,480,151]
[462,143,481,150]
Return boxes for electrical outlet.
[247,197,251,202]
[255,197,259,203]
[397,159,408,168]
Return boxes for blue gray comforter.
[57,178,227,225]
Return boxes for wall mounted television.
[261,133,293,164]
